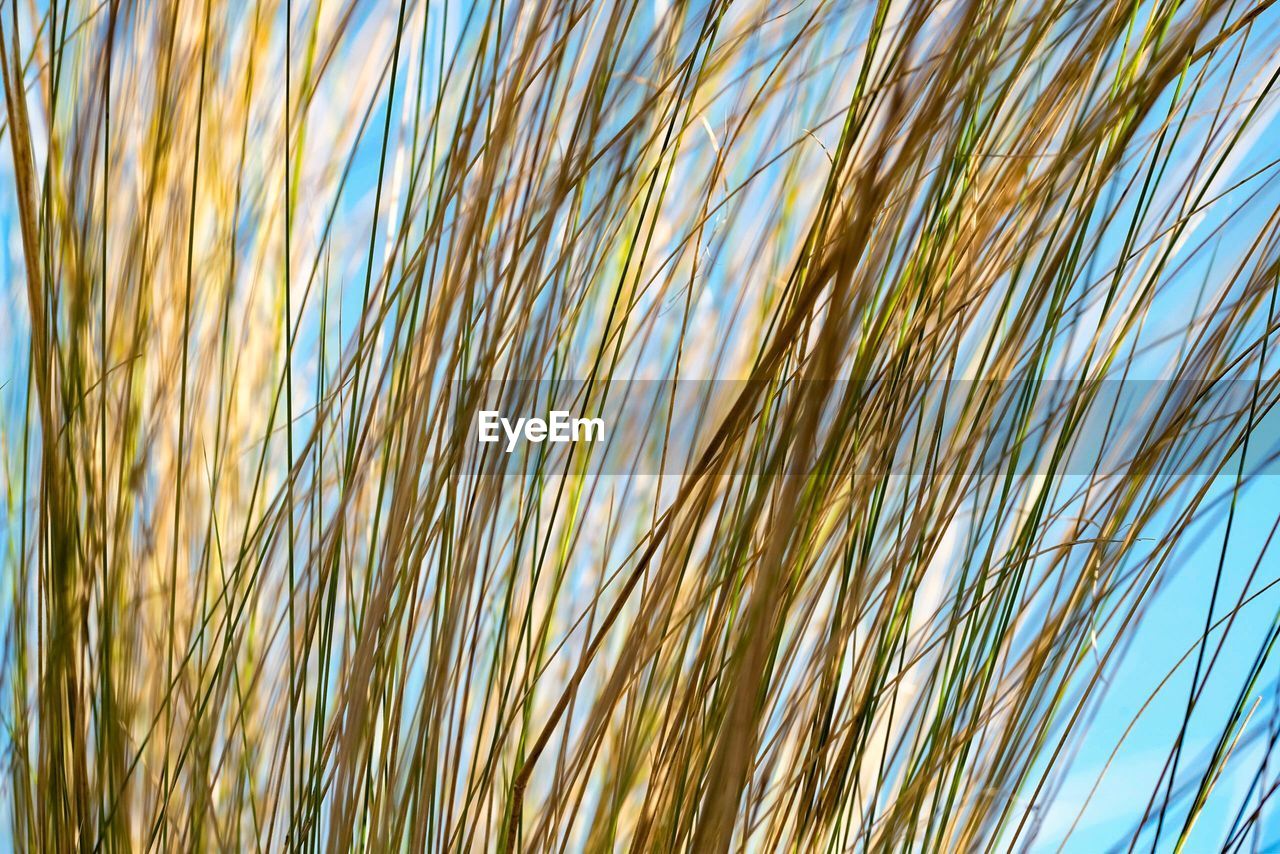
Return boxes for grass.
[2,0,1280,849]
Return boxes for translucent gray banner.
[443,379,1280,477]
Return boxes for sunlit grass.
[2,0,1280,849]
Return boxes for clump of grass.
[2,0,1280,849]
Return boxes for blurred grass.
[2,0,1280,850]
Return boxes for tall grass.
[2,0,1280,849]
